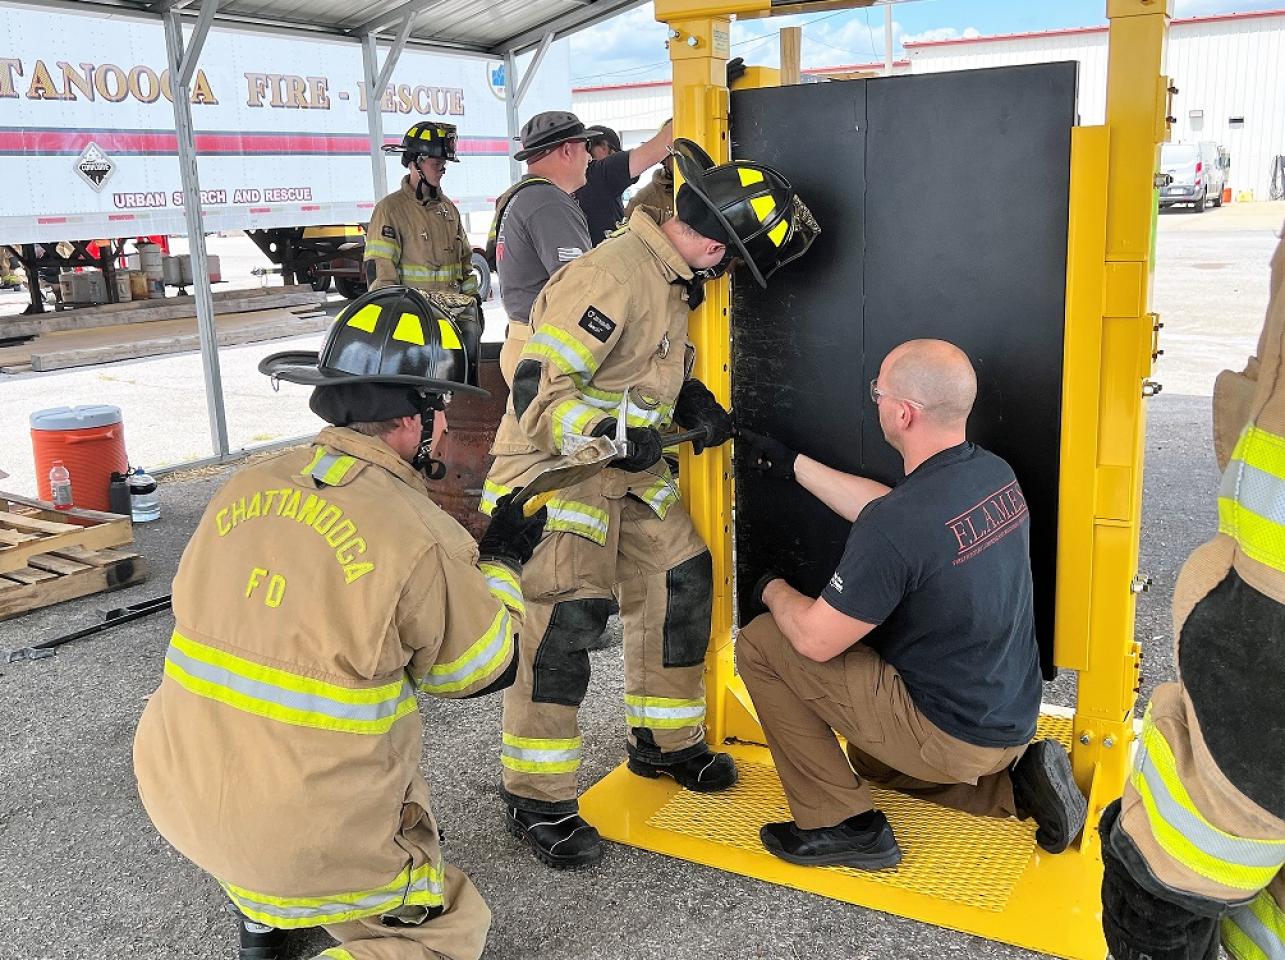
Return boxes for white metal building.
[573,9,1285,199]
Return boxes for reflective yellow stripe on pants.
[500,732,582,775]
[1131,705,1285,892]
[1219,425,1285,572]
[624,694,706,730]
[1223,887,1285,960]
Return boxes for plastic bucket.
[30,405,129,511]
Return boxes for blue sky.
[568,0,1283,86]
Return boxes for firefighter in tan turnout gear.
[133,285,547,960]
[1098,229,1285,960]
[365,123,479,296]
[484,140,820,868]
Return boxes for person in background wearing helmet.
[734,341,1085,871]
[365,123,478,296]
[487,111,593,386]
[133,285,547,960]
[574,121,674,247]
[482,140,820,869]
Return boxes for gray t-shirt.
[496,178,591,325]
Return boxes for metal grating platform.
[647,714,1075,914]
[581,711,1105,959]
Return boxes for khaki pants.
[319,865,490,960]
[498,321,531,387]
[736,613,1025,830]
[502,496,711,812]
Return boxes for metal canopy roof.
[33,0,647,56]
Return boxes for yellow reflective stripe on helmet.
[527,324,600,380]
[500,732,582,774]
[738,167,765,187]
[1222,889,1285,960]
[767,218,789,247]
[344,304,381,333]
[551,398,604,450]
[437,318,462,350]
[1131,705,1285,892]
[408,125,421,138]
[479,560,525,619]
[545,499,609,545]
[1219,425,1285,572]
[307,452,358,487]
[624,694,705,729]
[420,606,513,694]
[392,312,425,345]
[636,474,679,520]
[480,480,513,517]
[164,631,418,735]
[221,859,444,929]
[750,194,776,223]
[364,238,399,260]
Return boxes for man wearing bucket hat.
[487,111,595,384]
[364,122,479,296]
[482,140,820,869]
[133,285,547,960]
[574,121,674,247]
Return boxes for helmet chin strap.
[411,157,440,203]
[411,394,448,480]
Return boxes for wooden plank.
[0,551,147,621]
[30,313,330,372]
[0,529,41,546]
[1,363,33,374]
[0,318,41,339]
[1,512,83,534]
[780,27,802,85]
[50,545,133,567]
[5,566,60,585]
[36,289,327,334]
[2,493,129,525]
[26,553,94,576]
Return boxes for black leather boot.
[239,917,286,960]
[1011,739,1088,853]
[627,746,738,792]
[505,805,604,869]
[759,810,902,870]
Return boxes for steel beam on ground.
[163,0,229,459]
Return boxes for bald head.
[881,339,977,427]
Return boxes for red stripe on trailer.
[0,128,514,157]
[249,207,272,213]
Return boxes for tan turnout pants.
[317,865,489,960]
[501,496,711,811]
[736,613,1025,830]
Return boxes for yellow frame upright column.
[1070,0,1172,813]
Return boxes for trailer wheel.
[335,276,366,300]
[307,264,332,293]
[470,251,493,301]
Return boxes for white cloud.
[569,5,671,85]
[900,26,982,46]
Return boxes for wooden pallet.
[0,545,148,621]
[0,494,134,575]
[0,494,146,620]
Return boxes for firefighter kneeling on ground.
[132,285,547,960]
[483,139,820,868]
[1099,226,1285,960]
[365,123,479,297]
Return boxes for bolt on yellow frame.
[580,3,1172,956]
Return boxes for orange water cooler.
[30,405,129,512]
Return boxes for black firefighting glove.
[1098,800,1222,960]
[736,427,798,480]
[673,379,733,454]
[478,493,547,570]
[593,419,664,473]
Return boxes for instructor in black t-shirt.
[574,122,674,246]
[735,339,1086,870]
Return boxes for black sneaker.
[238,917,286,960]
[759,810,902,870]
[505,805,604,870]
[1011,739,1088,854]
[627,747,738,792]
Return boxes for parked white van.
[1159,141,1230,211]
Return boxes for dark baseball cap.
[585,125,622,153]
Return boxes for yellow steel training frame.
[580,2,1173,957]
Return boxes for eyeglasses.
[869,379,926,409]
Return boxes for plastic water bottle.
[49,460,73,511]
[128,467,160,523]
